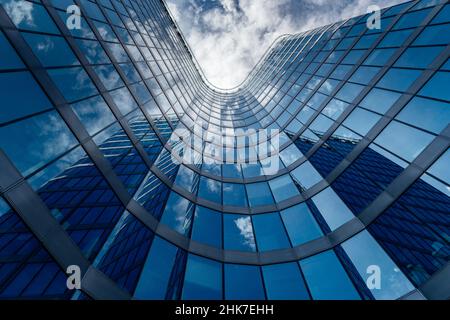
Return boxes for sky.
[166,0,408,89]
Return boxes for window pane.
[223,183,247,207]
[397,97,450,134]
[0,111,78,176]
[0,71,51,124]
[223,215,256,252]
[224,264,265,300]
[182,254,222,300]
[191,206,222,248]
[268,175,300,202]
[300,250,361,300]
[312,187,355,230]
[341,231,414,299]
[262,262,310,300]
[252,213,291,251]
[375,121,434,162]
[280,203,323,246]
[246,182,274,207]
[134,237,177,299]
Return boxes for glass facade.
[0,0,448,300]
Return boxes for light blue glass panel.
[262,262,310,300]
[280,203,323,246]
[223,215,256,252]
[291,161,323,189]
[268,175,300,202]
[375,121,435,162]
[224,264,265,300]
[252,213,291,251]
[312,187,355,230]
[160,192,193,236]
[359,88,401,114]
[300,250,361,300]
[341,231,415,300]
[134,237,177,299]
[397,97,450,134]
[182,254,222,300]
[344,107,381,136]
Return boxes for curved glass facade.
[0,0,448,300]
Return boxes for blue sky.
[166,0,407,88]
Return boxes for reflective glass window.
[280,203,323,246]
[300,250,360,300]
[223,215,256,252]
[312,187,355,230]
[252,213,291,251]
[262,262,310,300]
[191,206,222,248]
[224,264,265,300]
[182,254,222,300]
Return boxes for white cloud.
[166,0,407,88]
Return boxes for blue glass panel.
[312,187,355,230]
[70,95,116,136]
[223,215,256,252]
[395,46,443,69]
[134,237,178,299]
[48,67,98,102]
[246,182,274,207]
[0,71,51,124]
[22,33,79,67]
[359,88,401,114]
[0,1,59,34]
[397,97,450,134]
[191,206,222,248]
[377,68,422,92]
[419,71,450,101]
[198,176,221,204]
[268,175,300,202]
[0,31,24,69]
[300,250,361,300]
[344,107,381,136]
[0,110,78,176]
[341,231,415,300]
[252,213,291,251]
[280,203,323,246]
[182,255,222,300]
[160,192,193,236]
[414,24,450,45]
[262,262,310,300]
[375,121,435,162]
[223,183,247,207]
[224,264,265,300]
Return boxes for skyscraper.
[0,0,448,300]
